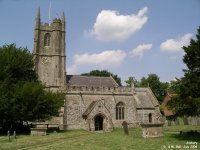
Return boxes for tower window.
[116,102,125,120]
[149,113,152,123]
[44,33,51,46]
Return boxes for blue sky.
[0,0,200,84]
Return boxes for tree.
[140,74,169,103]
[125,76,139,87]
[167,78,181,94]
[81,70,122,86]
[168,27,200,116]
[0,44,64,131]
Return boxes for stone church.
[33,8,163,132]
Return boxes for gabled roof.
[66,75,119,87]
[82,101,97,119]
[134,88,159,109]
[82,100,110,119]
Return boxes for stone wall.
[136,109,161,124]
[31,86,162,131]
[64,87,137,130]
[137,109,155,123]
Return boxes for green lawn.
[0,125,199,150]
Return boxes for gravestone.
[175,119,180,125]
[13,131,16,139]
[183,116,189,125]
[7,130,11,142]
[122,121,129,135]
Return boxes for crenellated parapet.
[65,86,134,95]
[39,23,53,31]
[39,18,63,31]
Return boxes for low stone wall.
[30,128,47,136]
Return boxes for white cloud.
[67,65,78,75]
[87,7,148,42]
[160,33,192,52]
[129,44,152,58]
[75,50,126,67]
[68,50,127,74]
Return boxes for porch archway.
[94,115,103,131]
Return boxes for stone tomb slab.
[141,123,164,138]
[30,128,47,136]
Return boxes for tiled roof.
[66,75,119,87]
[134,88,159,108]
[162,93,176,117]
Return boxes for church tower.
[33,8,66,90]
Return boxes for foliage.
[0,44,64,128]
[8,82,64,122]
[0,44,37,82]
[159,104,165,115]
[167,78,181,94]
[139,74,169,103]
[81,69,122,86]
[124,76,140,87]
[168,26,200,117]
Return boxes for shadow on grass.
[58,129,87,133]
[169,131,200,142]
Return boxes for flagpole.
[49,0,52,26]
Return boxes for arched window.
[116,102,125,120]
[149,113,152,123]
[44,33,51,46]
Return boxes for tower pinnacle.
[62,12,65,31]
[62,12,65,22]
[35,7,40,29]
[36,7,40,19]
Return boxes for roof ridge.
[67,75,118,87]
[67,75,111,78]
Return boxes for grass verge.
[0,125,199,150]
